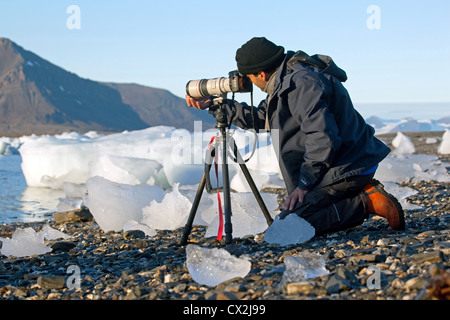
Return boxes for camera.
[186,70,252,98]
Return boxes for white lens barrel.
[186,77,231,98]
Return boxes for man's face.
[247,73,267,91]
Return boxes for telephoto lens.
[186,77,231,98]
[186,71,252,98]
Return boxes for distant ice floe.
[367,116,450,134]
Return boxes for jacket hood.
[285,50,348,82]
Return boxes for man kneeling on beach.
[186,37,405,236]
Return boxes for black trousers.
[282,173,374,236]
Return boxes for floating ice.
[62,182,87,199]
[438,129,450,154]
[0,140,8,155]
[186,244,251,287]
[371,117,449,134]
[89,154,162,186]
[0,136,21,154]
[18,127,179,188]
[264,214,315,246]
[84,176,165,232]
[19,134,93,188]
[141,183,192,231]
[392,132,416,155]
[281,252,329,285]
[16,127,284,191]
[0,227,52,257]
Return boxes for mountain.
[103,82,214,131]
[0,38,215,136]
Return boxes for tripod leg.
[233,145,273,226]
[219,128,233,244]
[179,163,212,246]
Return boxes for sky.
[1,0,449,119]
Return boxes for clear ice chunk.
[142,183,192,231]
[0,227,52,257]
[281,252,329,285]
[186,244,251,287]
[264,214,315,246]
[84,176,165,232]
[41,224,71,240]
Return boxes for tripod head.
[211,95,230,129]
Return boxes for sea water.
[0,154,64,224]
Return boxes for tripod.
[180,96,273,245]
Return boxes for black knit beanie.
[235,37,285,75]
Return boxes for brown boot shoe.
[363,179,405,230]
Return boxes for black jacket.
[223,50,390,194]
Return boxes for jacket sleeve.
[288,80,342,191]
[210,98,268,131]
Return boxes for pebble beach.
[0,132,449,304]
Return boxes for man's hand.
[186,95,213,110]
[283,187,309,211]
